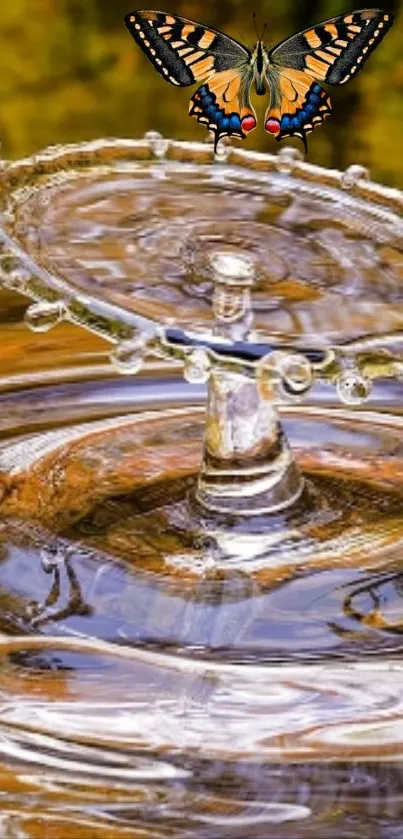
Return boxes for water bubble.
[144,130,168,159]
[110,340,145,375]
[257,350,313,402]
[336,369,372,405]
[278,353,313,396]
[24,300,66,332]
[276,146,303,174]
[341,164,370,190]
[214,140,230,163]
[184,348,211,384]
[110,324,154,375]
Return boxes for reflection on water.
[0,142,403,837]
[0,370,402,836]
[3,638,403,838]
[6,156,403,345]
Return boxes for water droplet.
[278,353,313,395]
[184,348,210,384]
[276,146,303,174]
[336,370,372,405]
[144,130,168,159]
[257,350,313,402]
[341,164,370,190]
[110,340,146,375]
[209,251,256,283]
[24,301,66,332]
[214,141,230,163]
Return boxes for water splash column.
[196,253,304,515]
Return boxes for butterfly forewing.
[124,8,394,152]
[269,9,394,86]
[124,11,251,87]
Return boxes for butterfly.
[124,9,394,153]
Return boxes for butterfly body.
[250,41,270,95]
[124,9,393,152]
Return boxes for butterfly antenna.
[253,14,267,41]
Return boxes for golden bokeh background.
[0,1,401,182]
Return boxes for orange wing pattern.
[265,70,331,151]
[269,10,393,86]
[190,70,257,151]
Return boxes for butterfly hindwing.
[124,10,250,87]
[265,71,331,151]
[190,70,257,151]
[125,8,394,151]
[269,9,393,86]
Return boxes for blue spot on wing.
[229,114,242,131]
[190,83,245,151]
[277,80,330,152]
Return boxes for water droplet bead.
[241,115,257,133]
[279,353,313,396]
[144,130,168,159]
[276,146,303,174]
[110,340,145,375]
[342,164,370,190]
[24,301,66,332]
[265,119,281,135]
[336,370,372,405]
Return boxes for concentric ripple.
[1,141,403,837]
[1,377,403,662]
[1,637,403,838]
[5,157,403,344]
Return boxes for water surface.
[0,146,403,837]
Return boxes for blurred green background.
[0,0,401,185]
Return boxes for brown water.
[0,144,403,837]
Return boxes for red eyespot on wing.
[241,115,256,133]
[265,118,281,135]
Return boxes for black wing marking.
[190,69,257,151]
[124,10,251,87]
[265,76,332,153]
[269,9,394,85]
